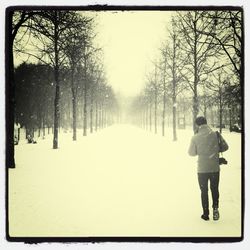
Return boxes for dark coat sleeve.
[218,133,229,152]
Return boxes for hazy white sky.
[14,11,172,97]
[95,11,172,97]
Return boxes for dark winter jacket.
[188,125,229,173]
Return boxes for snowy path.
[9,125,242,237]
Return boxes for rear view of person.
[188,116,229,221]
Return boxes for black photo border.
[5,4,245,244]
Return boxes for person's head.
[195,116,207,126]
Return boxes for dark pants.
[198,172,220,215]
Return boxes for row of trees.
[129,10,242,141]
[8,10,119,168]
[14,63,118,139]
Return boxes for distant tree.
[63,15,94,141]
[159,17,187,140]
[159,50,168,137]
[80,31,99,136]
[223,82,241,128]
[144,84,154,131]
[199,83,214,118]
[15,63,36,135]
[88,60,104,133]
[15,63,54,137]
[146,63,160,134]
[206,69,231,133]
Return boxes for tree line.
[129,10,242,141]
[14,62,118,138]
[7,10,119,168]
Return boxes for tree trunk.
[72,92,77,141]
[229,106,232,132]
[53,80,60,149]
[90,88,94,133]
[38,112,41,138]
[173,100,177,141]
[95,100,98,131]
[172,81,177,141]
[53,13,60,149]
[71,68,77,141]
[149,102,152,132]
[25,127,28,139]
[172,35,177,141]
[102,107,105,128]
[98,104,102,130]
[162,91,166,137]
[6,14,15,168]
[42,116,45,138]
[18,128,20,142]
[83,49,88,136]
[145,105,148,130]
[219,88,223,134]
[192,17,199,133]
[144,106,146,129]
[193,94,199,132]
[101,104,104,129]
[162,58,167,137]
[83,83,87,136]
[154,87,158,134]
[204,104,207,117]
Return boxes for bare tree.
[88,60,104,133]
[146,63,160,134]
[206,69,232,133]
[29,10,84,148]
[176,11,222,132]
[200,10,243,127]
[159,52,168,137]
[199,83,214,118]
[144,84,153,132]
[7,10,36,168]
[81,34,100,136]
[200,10,242,78]
[63,15,94,141]
[159,18,187,140]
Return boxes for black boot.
[201,214,209,221]
[201,208,209,221]
[213,208,220,221]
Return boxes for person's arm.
[219,133,229,152]
[188,136,197,156]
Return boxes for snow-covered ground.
[8,124,242,237]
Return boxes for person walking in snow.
[188,116,229,221]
